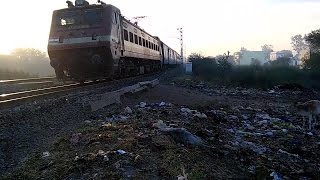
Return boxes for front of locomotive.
[48,1,116,81]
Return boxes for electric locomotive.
[48,0,181,82]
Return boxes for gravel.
[0,67,182,174]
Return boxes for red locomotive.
[48,0,182,82]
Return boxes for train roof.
[53,1,180,56]
[55,3,117,12]
[121,17,160,42]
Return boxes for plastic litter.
[278,149,299,158]
[159,102,166,107]
[270,171,282,180]
[153,120,169,129]
[159,127,204,146]
[181,108,192,114]
[42,151,50,158]
[139,102,147,108]
[124,107,133,114]
[194,112,208,119]
[116,149,127,155]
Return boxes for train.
[47,0,182,82]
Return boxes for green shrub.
[190,58,320,89]
[0,69,36,80]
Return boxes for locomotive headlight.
[92,33,97,40]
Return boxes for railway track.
[0,77,57,85]
[0,72,160,110]
[0,78,112,109]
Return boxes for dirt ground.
[121,84,216,107]
[1,72,320,179]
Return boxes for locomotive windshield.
[56,8,103,27]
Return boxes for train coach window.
[134,34,138,44]
[124,30,128,41]
[139,37,142,46]
[143,39,146,47]
[129,32,133,43]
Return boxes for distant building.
[233,52,241,65]
[238,50,269,65]
[270,50,293,61]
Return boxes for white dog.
[296,100,320,130]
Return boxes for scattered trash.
[153,120,169,129]
[270,171,282,180]
[194,112,207,119]
[266,131,274,137]
[278,149,299,158]
[139,102,147,108]
[116,150,127,155]
[307,132,313,136]
[159,127,204,146]
[7,80,320,179]
[269,90,276,94]
[177,166,188,180]
[159,102,166,107]
[42,151,50,159]
[84,120,92,124]
[106,115,129,122]
[97,150,109,162]
[181,108,192,114]
[124,107,133,114]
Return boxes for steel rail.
[0,79,111,109]
[0,71,159,110]
[0,77,57,85]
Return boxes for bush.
[0,69,35,80]
[304,53,320,71]
[190,58,320,89]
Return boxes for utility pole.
[177,27,184,63]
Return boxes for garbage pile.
[3,98,319,179]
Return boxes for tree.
[304,29,320,71]
[11,48,47,61]
[303,53,320,70]
[251,58,261,66]
[305,29,320,52]
[291,34,308,54]
[188,53,204,61]
[270,57,290,67]
[278,50,293,58]
[261,44,274,53]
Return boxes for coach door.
[113,11,121,59]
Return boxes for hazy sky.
[0,0,319,57]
